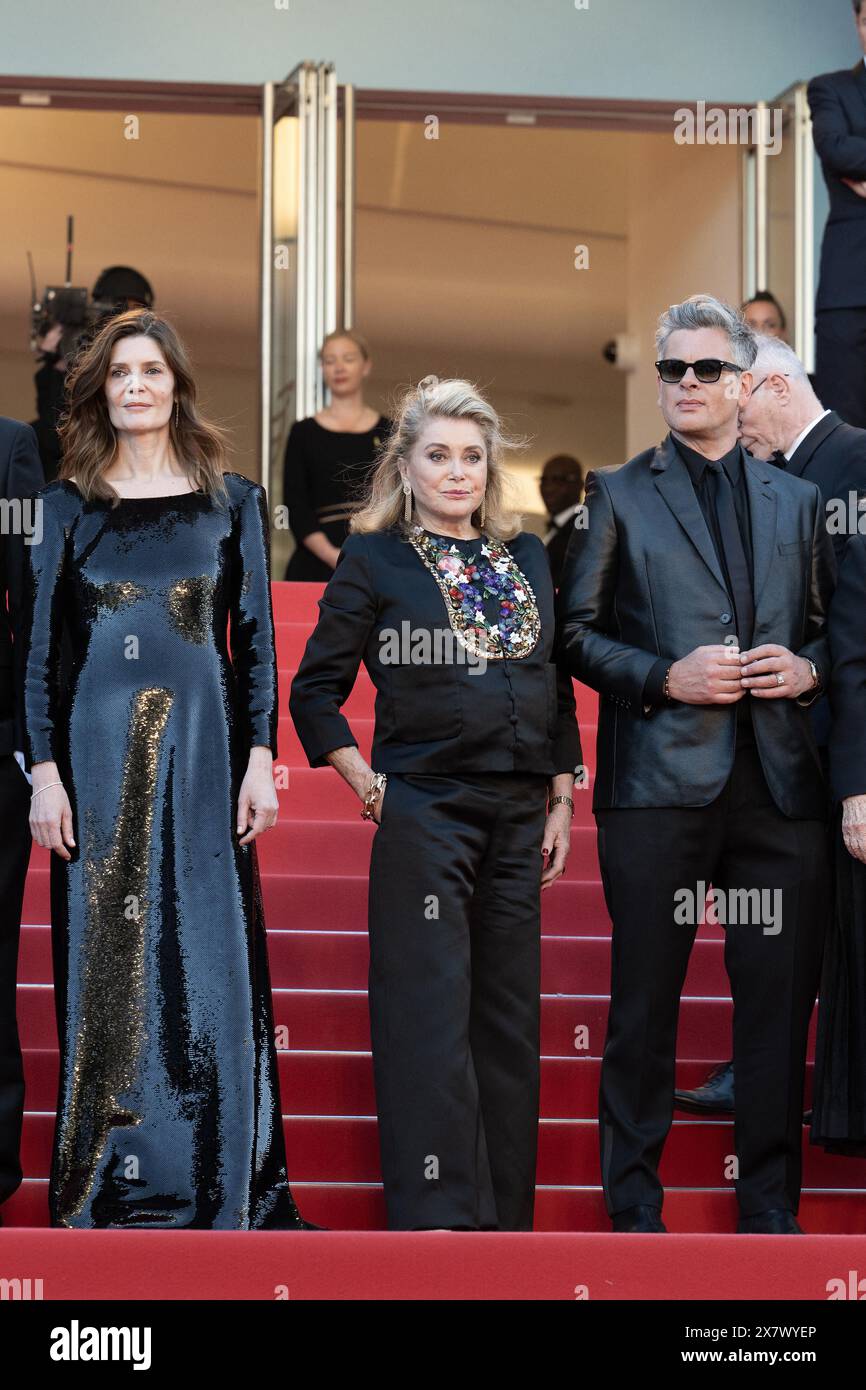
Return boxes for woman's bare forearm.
[302,530,341,568]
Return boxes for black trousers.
[815,308,866,429]
[596,744,829,1218]
[367,770,548,1231]
[0,755,32,1210]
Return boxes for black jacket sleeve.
[556,469,663,710]
[794,484,836,707]
[20,488,68,771]
[229,482,279,756]
[289,533,377,766]
[642,656,671,708]
[808,73,866,181]
[6,425,45,748]
[828,535,866,800]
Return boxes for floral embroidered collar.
[407,525,540,659]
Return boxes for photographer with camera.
[31,265,154,481]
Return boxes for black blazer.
[0,417,44,756]
[289,527,582,777]
[808,63,866,310]
[779,410,866,752]
[781,411,866,565]
[545,518,576,589]
[828,534,866,801]
[556,434,834,818]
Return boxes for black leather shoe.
[674,1060,734,1114]
[611,1205,667,1233]
[737,1208,803,1234]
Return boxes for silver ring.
[775,672,785,686]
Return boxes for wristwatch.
[807,659,821,691]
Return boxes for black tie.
[707,459,754,649]
[771,449,788,469]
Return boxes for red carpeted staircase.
[3,579,866,1300]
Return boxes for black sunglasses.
[655,358,745,384]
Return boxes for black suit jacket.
[289,527,582,777]
[545,517,577,589]
[828,534,866,801]
[556,434,834,817]
[776,410,866,748]
[808,63,866,310]
[782,410,866,564]
[0,418,44,757]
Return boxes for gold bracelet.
[361,772,387,820]
[548,794,574,816]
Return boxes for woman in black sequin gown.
[20,309,314,1229]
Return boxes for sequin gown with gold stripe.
[20,473,309,1228]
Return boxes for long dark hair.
[57,308,230,505]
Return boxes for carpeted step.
[13,983,813,1059]
[16,1110,863,1187]
[17,1047,799,1117]
[16,927,734,996]
[4,1179,863,1240]
[22,870,624,935]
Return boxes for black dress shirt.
[644,438,756,744]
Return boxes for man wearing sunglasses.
[557,294,835,1235]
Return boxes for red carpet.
[4,1229,866,1301]
[3,579,865,1299]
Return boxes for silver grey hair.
[751,332,811,384]
[656,294,758,370]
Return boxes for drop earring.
[403,480,412,524]
[174,399,180,429]
[479,492,486,528]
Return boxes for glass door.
[260,61,355,573]
[742,84,815,370]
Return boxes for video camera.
[29,216,154,365]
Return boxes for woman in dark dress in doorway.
[283,329,390,580]
[20,308,315,1229]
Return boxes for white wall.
[624,136,741,456]
[1,0,858,102]
[0,108,260,475]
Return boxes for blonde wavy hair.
[351,376,524,540]
[320,327,370,361]
[57,308,230,506]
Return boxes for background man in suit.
[739,335,866,566]
[808,1,866,428]
[540,453,584,587]
[0,417,43,1226]
[558,295,834,1234]
[677,334,866,1114]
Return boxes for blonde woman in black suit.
[290,377,582,1231]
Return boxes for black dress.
[20,473,310,1228]
[283,415,390,581]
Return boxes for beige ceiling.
[0,104,654,500]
